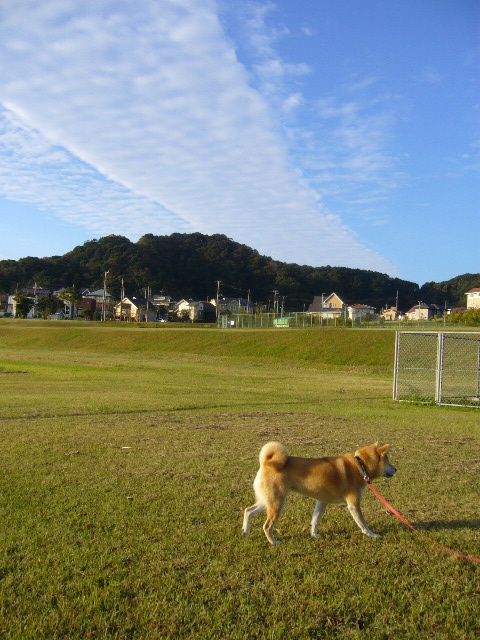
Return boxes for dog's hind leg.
[346,495,380,539]
[262,497,286,546]
[310,500,326,539]
[242,502,265,536]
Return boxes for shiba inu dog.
[242,441,396,545]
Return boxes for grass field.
[0,321,479,639]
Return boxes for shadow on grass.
[416,519,480,531]
[0,395,390,422]
[0,400,308,421]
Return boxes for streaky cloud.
[0,0,397,273]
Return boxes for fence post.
[477,343,480,399]
[435,332,445,405]
[393,331,400,400]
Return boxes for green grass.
[0,322,479,639]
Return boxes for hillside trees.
[0,232,447,310]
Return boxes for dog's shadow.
[414,519,480,531]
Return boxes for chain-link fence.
[219,312,356,328]
[393,331,480,407]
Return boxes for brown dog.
[242,441,396,545]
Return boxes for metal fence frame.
[393,331,480,408]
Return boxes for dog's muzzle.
[384,465,396,478]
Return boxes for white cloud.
[282,93,303,113]
[0,0,397,273]
[297,92,404,223]
[0,106,185,237]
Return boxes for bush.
[446,309,480,326]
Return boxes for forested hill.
[418,274,480,308]
[0,233,476,309]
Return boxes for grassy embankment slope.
[0,322,478,639]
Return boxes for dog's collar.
[354,456,371,484]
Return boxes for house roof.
[217,297,249,304]
[406,303,434,312]
[466,288,480,293]
[349,304,375,309]
[152,295,175,303]
[85,289,114,298]
[323,292,346,305]
[308,292,348,312]
[119,296,148,308]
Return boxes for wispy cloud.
[235,4,404,226]
[0,0,397,273]
[0,106,185,236]
[295,89,404,224]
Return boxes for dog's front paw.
[310,531,320,539]
[241,529,248,537]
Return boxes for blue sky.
[0,0,478,284]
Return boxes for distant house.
[0,293,9,316]
[83,289,115,304]
[348,304,376,321]
[466,288,480,310]
[176,299,193,317]
[308,293,375,322]
[405,302,442,321]
[84,288,115,319]
[175,299,216,322]
[7,287,51,317]
[20,286,51,299]
[151,294,176,313]
[212,297,250,314]
[76,297,96,318]
[114,297,157,322]
[381,306,400,321]
[6,294,16,316]
[308,292,346,319]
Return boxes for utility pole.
[320,293,325,326]
[102,270,109,322]
[33,282,37,319]
[247,289,251,314]
[280,296,285,317]
[145,285,150,322]
[119,277,125,322]
[215,280,221,320]
[272,290,279,316]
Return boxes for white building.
[348,304,376,321]
[466,288,480,310]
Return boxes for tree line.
[1,233,477,310]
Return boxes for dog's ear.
[378,444,390,454]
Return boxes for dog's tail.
[259,441,288,468]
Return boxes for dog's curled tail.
[259,441,288,468]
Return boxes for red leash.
[368,484,480,565]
